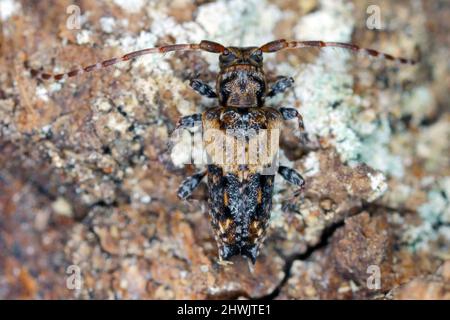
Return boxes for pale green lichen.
[403,177,450,251]
[400,86,435,126]
[99,17,116,34]
[280,1,367,166]
[277,0,418,181]
[358,117,405,178]
[195,0,282,46]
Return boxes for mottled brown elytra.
[28,39,416,264]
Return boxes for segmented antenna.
[26,40,226,81]
[27,38,416,81]
[259,39,417,65]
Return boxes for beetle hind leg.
[278,166,305,213]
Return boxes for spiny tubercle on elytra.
[28,39,416,264]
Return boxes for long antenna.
[259,39,417,65]
[26,40,226,81]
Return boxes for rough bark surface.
[0,0,449,299]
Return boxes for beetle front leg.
[189,79,217,98]
[267,76,294,98]
[177,171,207,199]
[176,113,202,130]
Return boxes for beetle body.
[177,45,305,264]
[203,47,288,263]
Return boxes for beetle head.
[217,47,267,107]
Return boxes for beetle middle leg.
[278,166,305,189]
[189,79,217,98]
[279,107,305,131]
[279,107,310,144]
[177,171,207,199]
[267,76,294,98]
[175,114,206,199]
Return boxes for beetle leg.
[267,76,294,98]
[177,171,207,200]
[279,107,304,131]
[189,79,217,98]
[175,113,202,130]
[279,107,309,144]
[278,166,305,188]
[278,166,305,213]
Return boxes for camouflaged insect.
[29,39,416,264]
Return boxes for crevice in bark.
[255,219,345,300]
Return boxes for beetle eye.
[220,50,236,64]
[251,50,263,63]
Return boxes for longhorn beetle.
[29,39,416,264]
